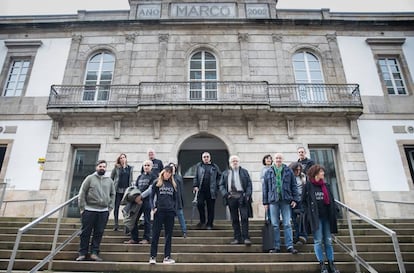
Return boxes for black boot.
[328,261,340,273]
[320,262,328,273]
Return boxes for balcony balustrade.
[47,82,362,111]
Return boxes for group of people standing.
[193,152,253,247]
[75,149,183,264]
[75,147,340,273]
[261,147,340,273]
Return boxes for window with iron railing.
[83,51,115,102]
[189,51,217,101]
[293,50,326,102]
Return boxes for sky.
[1,0,413,16]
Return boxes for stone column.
[326,33,347,83]
[63,34,83,85]
[272,34,285,83]
[157,34,169,81]
[123,33,136,84]
[238,33,250,81]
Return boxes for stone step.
[1,234,413,247]
[1,249,413,262]
[1,218,414,229]
[2,217,414,273]
[1,259,413,273]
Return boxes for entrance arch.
[177,133,229,222]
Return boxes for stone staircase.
[0,217,413,273]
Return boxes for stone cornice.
[366,37,406,46]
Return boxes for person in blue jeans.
[262,153,299,254]
[168,162,188,238]
[302,164,340,273]
[124,160,156,245]
[289,162,308,245]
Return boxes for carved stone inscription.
[137,4,161,19]
[170,3,237,18]
[245,4,269,18]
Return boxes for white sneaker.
[149,257,156,264]
[163,257,175,264]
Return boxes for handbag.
[261,209,274,253]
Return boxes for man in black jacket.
[219,155,253,246]
[297,147,315,175]
[141,148,163,177]
[193,152,221,230]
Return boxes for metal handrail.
[375,200,414,205]
[1,198,47,216]
[334,200,406,273]
[47,82,362,108]
[7,194,81,273]
[0,182,6,212]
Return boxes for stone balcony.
[46,81,363,118]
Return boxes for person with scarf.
[262,153,299,254]
[219,155,253,246]
[302,164,340,273]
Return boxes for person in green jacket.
[76,160,115,262]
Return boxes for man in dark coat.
[193,152,221,229]
[219,155,253,246]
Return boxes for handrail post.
[7,230,23,273]
[335,200,406,273]
[0,182,7,212]
[345,207,361,273]
[48,208,64,270]
[7,195,79,273]
[391,232,406,273]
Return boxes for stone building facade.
[0,0,413,219]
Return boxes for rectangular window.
[378,57,407,95]
[3,59,31,97]
[404,146,414,185]
[1,40,41,98]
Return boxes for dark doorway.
[309,147,341,201]
[404,145,414,185]
[67,147,100,217]
[177,134,229,222]
[0,145,6,173]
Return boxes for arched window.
[83,51,115,101]
[292,51,325,102]
[189,51,217,101]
